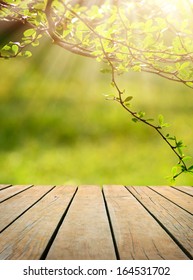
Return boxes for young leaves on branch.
[0,0,193,183]
[1,0,193,88]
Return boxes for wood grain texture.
[0,185,54,232]
[0,185,11,190]
[46,185,116,260]
[0,185,192,260]
[148,186,193,214]
[0,186,76,260]
[104,185,188,260]
[0,185,32,203]
[172,186,193,197]
[127,186,193,259]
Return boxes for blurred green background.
[0,41,193,185]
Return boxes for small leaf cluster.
[158,115,170,129]
[0,0,45,58]
[1,0,193,88]
[1,0,193,183]
[105,85,193,183]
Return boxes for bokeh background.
[0,37,193,185]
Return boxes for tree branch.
[45,0,96,58]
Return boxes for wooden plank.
[0,186,76,260]
[172,186,193,197]
[0,185,32,203]
[0,185,54,232]
[46,185,116,260]
[0,185,11,190]
[104,185,189,260]
[128,186,193,259]
[149,186,193,214]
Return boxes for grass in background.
[0,43,193,185]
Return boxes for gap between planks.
[0,185,192,260]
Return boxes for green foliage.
[0,0,193,183]
[123,96,133,106]
[0,0,193,87]
[158,114,170,128]
[1,52,193,185]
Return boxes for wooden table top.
[0,185,192,260]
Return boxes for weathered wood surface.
[0,185,192,260]
[148,186,193,214]
[0,185,54,233]
[172,186,193,196]
[47,186,116,260]
[0,185,11,190]
[0,185,32,203]
[127,186,193,259]
[104,185,189,260]
[0,186,76,259]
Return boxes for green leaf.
[53,1,65,12]
[177,147,183,156]
[188,165,193,171]
[31,40,39,47]
[180,61,190,70]
[11,44,19,55]
[176,140,184,147]
[132,118,139,123]
[137,111,146,118]
[171,166,178,177]
[1,45,12,56]
[163,123,170,128]
[158,114,164,125]
[158,114,170,127]
[62,29,71,38]
[124,96,133,103]
[103,94,116,100]
[180,164,187,172]
[183,156,192,162]
[167,136,176,141]
[116,53,125,60]
[23,51,32,58]
[132,65,141,72]
[24,29,36,38]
